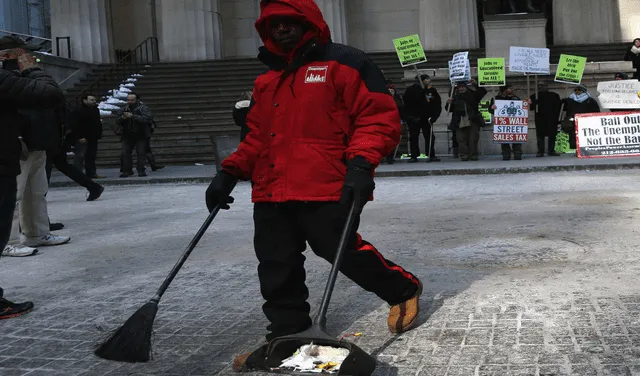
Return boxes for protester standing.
[446,80,487,161]
[403,74,442,162]
[561,85,600,150]
[531,83,562,157]
[117,93,153,177]
[490,84,530,160]
[624,38,640,79]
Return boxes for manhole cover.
[429,236,586,269]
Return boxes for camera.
[1,59,19,71]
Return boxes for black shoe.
[151,165,165,172]
[87,186,105,202]
[548,152,561,156]
[138,171,148,177]
[469,156,479,161]
[388,159,395,164]
[536,152,544,157]
[503,155,511,161]
[461,157,470,162]
[428,157,441,162]
[408,158,419,163]
[0,298,34,320]
[50,223,65,232]
[514,154,522,161]
[120,172,133,178]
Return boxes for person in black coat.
[446,80,487,161]
[0,35,66,318]
[624,39,640,79]
[531,83,562,157]
[490,84,530,160]
[385,83,407,164]
[561,85,600,149]
[70,95,103,178]
[403,74,442,162]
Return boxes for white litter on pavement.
[279,344,349,373]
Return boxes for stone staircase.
[65,43,631,167]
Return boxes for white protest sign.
[449,51,470,82]
[509,46,550,74]
[493,100,530,144]
[596,80,640,109]
[576,112,640,158]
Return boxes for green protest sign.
[479,101,492,124]
[477,58,505,87]
[393,35,427,67]
[555,54,587,85]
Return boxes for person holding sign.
[403,74,442,162]
[490,84,530,160]
[530,83,562,157]
[446,80,487,161]
[561,85,600,150]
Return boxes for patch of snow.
[98,103,120,111]
[118,86,132,93]
[123,83,136,88]
[105,97,125,104]
[279,344,349,373]
[98,73,144,117]
[100,110,113,116]
[132,74,144,77]
[126,78,138,83]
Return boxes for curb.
[48,162,640,188]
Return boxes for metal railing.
[75,37,159,102]
[0,29,54,54]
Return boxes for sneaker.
[233,352,252,372]
[388,280,423,334]
[22,234,70,247]
[2,245,38,257]
[50,223,65,232]
[87,185,105,202]
[0,298,34,320]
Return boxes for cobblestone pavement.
[3,171,640,375]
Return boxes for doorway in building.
[476,0,554,48]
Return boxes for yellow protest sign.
[478,58,505,87]
[393,35,427,67]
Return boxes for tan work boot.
[387,280,423,333]
[232,352,252,372]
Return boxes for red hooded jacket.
[221,0,400,203]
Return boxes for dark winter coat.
[116,101,153,139]
[392,94,406,122]
[71,103,103,141]
[562,97,600,119]
[19,105,66,152]
[0,67,65,176]
[233,100,251,142]
[531,91,562,137]
[402,83,442,124]
[446,85,488,129]
[221,0,400,203]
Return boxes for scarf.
[569,92,590,103]
[632,46,640,55]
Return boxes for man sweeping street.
[205,0,422,371]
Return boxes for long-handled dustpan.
[244,200,377,375]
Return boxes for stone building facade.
[48,0,640,64]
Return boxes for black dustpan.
[245,200,377,375]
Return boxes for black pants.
[456,126,480,159]
[74,139,99,178]
[46,152,100,190]
[408,119,436,158]
[122,137,147,173]
[254,202,420,341]
[536,128,557,154]
[0,176,17,297]
[501,144,523,157]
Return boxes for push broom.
[95,135,238,363]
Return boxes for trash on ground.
[279,343,349,373]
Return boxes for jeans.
[122,137,147,173]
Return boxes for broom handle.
[150,181,238,303]
[314,199,359,331]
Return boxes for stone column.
[553,0,617,44]
[50,0,113,63]
[155,0,223,61]
[314,0,347,44]
[616,0,640,43]
[418,0,479,51]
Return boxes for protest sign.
[576,112,640,158]
[493,100,529,144]
[393,35,427,67]
[478,58,505,86]
[508,47,550,74]
[555,54,587,85]
[596,80,640,109]
[450,51,470,82]
[479,100,492,125]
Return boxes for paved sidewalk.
[3,172,640,375]
[50,155,640,188]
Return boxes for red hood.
[256,0,331,59]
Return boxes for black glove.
[206,170,238,211]
[339,156,375,212]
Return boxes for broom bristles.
[94,301,159,363]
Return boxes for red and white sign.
[493,100,529,144]
[576,111,640,158]
[304,66,328,83]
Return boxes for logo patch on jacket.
[304,66,328,83]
